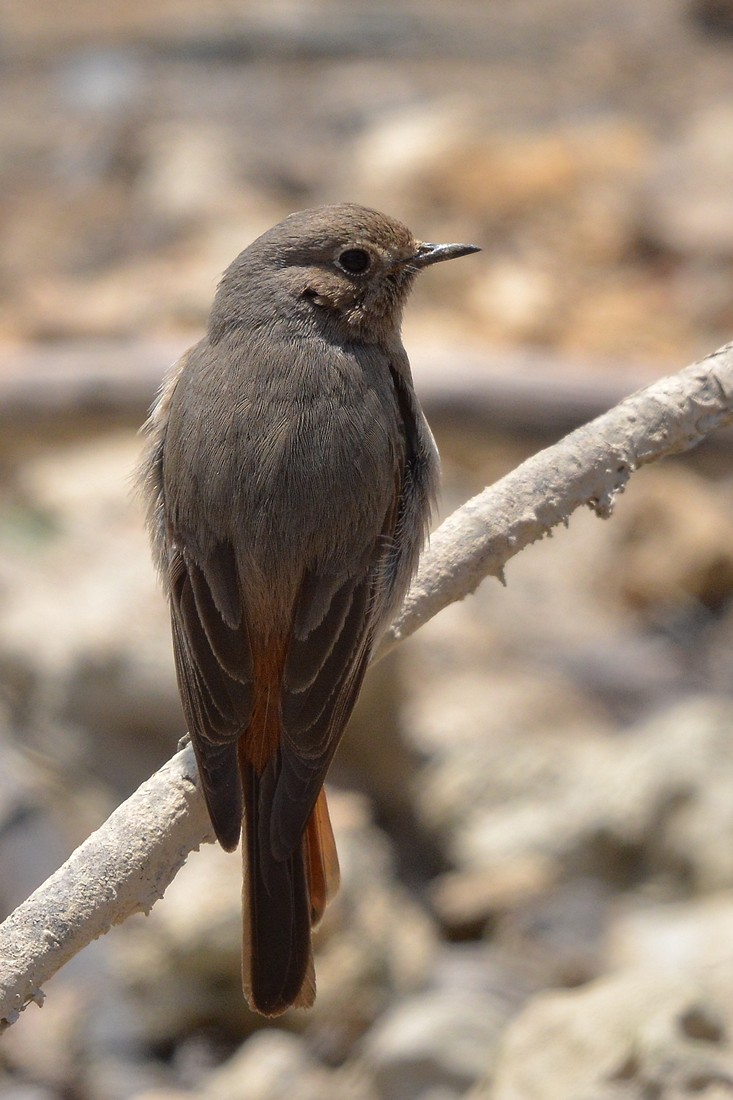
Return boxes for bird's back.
[160,327,409,626]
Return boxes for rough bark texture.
[380,343,733,655]
[0,746,212,1028]
[2,342,733,1028]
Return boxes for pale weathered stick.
[0,747,212,1028]
[2,342,733,1028]
[380,341,733,655]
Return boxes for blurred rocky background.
[3,1,733,1098]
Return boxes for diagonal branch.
[379,342,733,655]
[2,342,733,1028]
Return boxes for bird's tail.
[239,756,340,1016]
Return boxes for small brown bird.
[138,203,479,1015]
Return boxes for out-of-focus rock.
[0,983,85,1095]
[0,432,180,796]
[107,840,248,1044]
[643,106,733,258]
[133,121,238,227]
[409,659,613,879]
[609,891,733,977]
[353,108,646,236]
[689,0,733,34]
[129,1092,192,1100]
[495,877,614,987]
[361,990,506,1100]
[295,791,437,1059]
[80,1055,177,1100]
[604,466,733,618]
[467,261,557,346]
[203,1031,362,1100]
[430,942,543,1017]
[707,602,733,694]
[0,728,80,912]
[109,789,436,1053]
[19,267,158,341]
[329,652,418,824]
[0,1086,60,1100]
[416,687,733,896]
[0,940,142,1100]
[475,968,733,1100]
[430,854,556,938]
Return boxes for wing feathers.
[281,576,370,744]
[172,611,243,850]
[170,553,254,850]
[188,557,252,683]
[285,575,355,693]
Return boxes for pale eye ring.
[337,248,372,275]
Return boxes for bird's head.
[211,203,480,343]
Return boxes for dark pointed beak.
[411,241,481,268]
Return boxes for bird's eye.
[337,248,371,275]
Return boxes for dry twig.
[2,342,733,1028]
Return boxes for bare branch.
[0,747,212,1029]
[380,342,733,655]
[2,342,733,1027]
